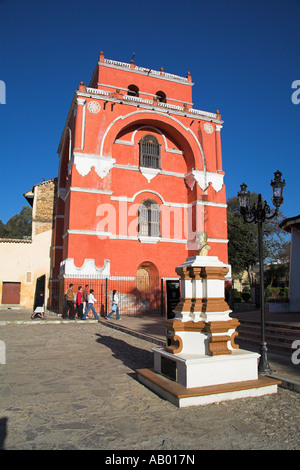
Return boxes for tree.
[0,220,8,238]
[1,206,32,239]
[227,193,288,287]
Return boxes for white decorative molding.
[76,98,86,106]
[62,229,112,239]
[75,98,86,150]
[138,236,160,244]
[60,258,110,277]
[73,152,116,179]
[184,173,197,190]
[185,171,224,192]
[70,187,113,195]
[100,110,206,171]
[110,189,227,208]
[203,122,214,134]
[139,166,161,183]
[115,139,134,146]
[87,100,101,113]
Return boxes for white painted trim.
[113,164,139,172]
[111,189,165,204]
[112,164,226,194]
[115,139,134,146]
[60,258,110,277]
[97,82,194,106]
[62,229,112,239]
[208,238,229,244]
[110,190,227,209]
[139,166,161,183]
[61,229,227,245]
[77,89,222,125]
[100,60,193,85]
[185,170,224,193]
[76,98,86,151]
[71,152,116,179]
[99,109,206,171]
[70,186,113,195]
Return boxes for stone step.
[236,320,300,353]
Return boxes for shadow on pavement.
[0,417,8,450]
[95,334,154,371]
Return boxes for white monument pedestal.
[137,255,280,407]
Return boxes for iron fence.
[48,275,164,317]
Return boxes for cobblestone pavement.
[0,323,299,450]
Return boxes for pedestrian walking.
[82,284,89,314]
[63,284,75,319]
[106,290,121,320]
[82,289,99,320]
[31,292,45,319]
[71,286,83,319]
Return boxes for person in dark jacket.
[31,292,45,319]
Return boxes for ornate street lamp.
[237,171,285,374]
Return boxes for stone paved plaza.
[0,323,299,450]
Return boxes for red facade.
[51,52,228,314]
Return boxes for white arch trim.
[112,189,166,204]
[99,109,206,171]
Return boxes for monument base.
[137,368,280,408]
[153,347,260,388]
[136,252,280,407]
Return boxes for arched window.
[139,134,160,169]
[138,200,160,237]
[156,90,166,103]
[127,84,139,97]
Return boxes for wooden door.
[2,282,21,304]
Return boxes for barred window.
[139,134,160,169]
[138,200,160,237]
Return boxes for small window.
[156,91,166,103]
[138,200,160,237]
[127,84,139,97]
[139,134,160,169]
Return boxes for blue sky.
[0,0,299,224]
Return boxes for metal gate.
[49,275,163,317]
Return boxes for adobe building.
[51,52,229,315]
[0,178,57,308]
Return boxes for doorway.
[2,282,21,304]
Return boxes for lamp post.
[237,171,285,375]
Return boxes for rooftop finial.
[131,52,135,64]
[99,51,105,62]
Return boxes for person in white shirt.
[105,290,121,320]
[82,289,99,320]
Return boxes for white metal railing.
[104,59,131,68]
[164,72,188,82]
[187,108,217,119]
[86,87,110,96]
[85,87,217,119]
[157,102,184,111]
[104,59,188,83]
[123,95,152,105]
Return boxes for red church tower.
[50,52,228,316]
